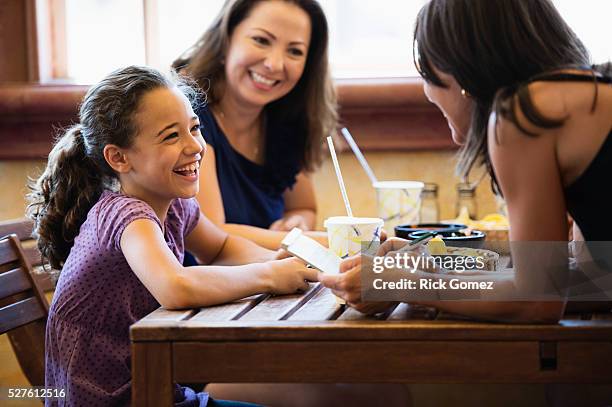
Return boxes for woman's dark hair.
[27,66,202,269]
[173,0,337,171]
[413,0,606,189]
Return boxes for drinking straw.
[340,127,378,185]
[327,136,353,217]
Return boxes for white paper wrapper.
[373,181,424,232]
[324,216,384,258]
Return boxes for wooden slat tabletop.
[131,282,612,342]
[131,281,612,406]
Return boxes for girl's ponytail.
[28,125,106,269]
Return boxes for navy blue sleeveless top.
[197,104,302,228]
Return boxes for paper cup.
[373,181,424,232]
[324,216,384,259]
[324,216,383,305]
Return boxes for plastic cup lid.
[372,181,425,190]
[324,216,384,227]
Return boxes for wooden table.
[130,281,612,406]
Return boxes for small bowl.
[408,229,486,248]
[435,246,500,271]
[394,223,466,239]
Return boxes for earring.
[461,88,471,98]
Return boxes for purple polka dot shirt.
[45,191,200,406]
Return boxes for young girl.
[173,0,337,251]
[28,65,317,406]
[320,0,612,322]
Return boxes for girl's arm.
[270,171,317,231]
[121,219,318,309]
[198,144,327,249]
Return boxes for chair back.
[0,218,55,291]
[0,233,49,387]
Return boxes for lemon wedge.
[428,236,447,255]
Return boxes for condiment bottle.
[420,182,439,222]
[455,182,477,219]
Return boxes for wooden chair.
[0,233,50,387]
[0,218,56,292]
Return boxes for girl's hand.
[266,257,319,295]
[270,214,309,231]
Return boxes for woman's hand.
[274,248,292,260]
[270,213,310,231]
[305,230,329,247]
[318,255,395,315]
[319,254,363,303]
[376,237,410,256]
[265,257,319,295]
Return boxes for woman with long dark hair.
[320,0,612,323]
[174,0,337,252]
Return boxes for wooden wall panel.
[0,79,453,159]
[0,0,29,82]
[0,85,86,159]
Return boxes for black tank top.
[541,72,612,241]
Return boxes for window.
[64,0,146,82]
[56,0,611,83]
[552,0,611,66]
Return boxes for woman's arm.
[426,110,568,321]
[428,97,570,321]
[197,143,288,249]
[184,214,276,265]
[430,106,569,321]
[121,218,318,309]
[197,144,326,249]
[320,101,570,323]
[270,171,317,231]
[320,258,563,323]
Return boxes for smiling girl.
[28,66,316,406]
[173,0,337,252]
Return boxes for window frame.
[0,0,452,160]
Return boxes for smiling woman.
[173,0,338,252]
[221,1,311,109]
